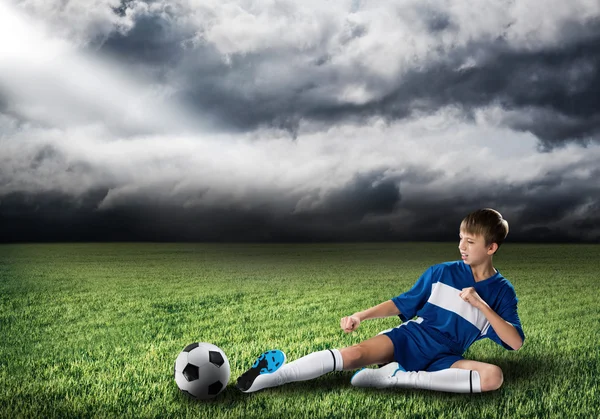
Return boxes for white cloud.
[13,0,600,51]
[13,0,133,46]
[2,104,598,212]
[10,0,600,107]
[0,2,202,136]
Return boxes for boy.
[236,208,524,394]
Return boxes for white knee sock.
[397,368,481,393]
[252,349,344,391]
[279,349,344,383]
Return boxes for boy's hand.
[340,315,361,333]
[459,287,489,310]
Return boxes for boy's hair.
[460,208,509,248]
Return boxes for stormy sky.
[1,0,599,243]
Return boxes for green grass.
[1,243,599,418]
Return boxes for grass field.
[1,242,599,418]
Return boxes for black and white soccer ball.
[174,342,230,400]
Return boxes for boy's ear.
[487,242,499,255]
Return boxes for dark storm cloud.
[312,26,600,149]
[2,166,598,243]
[504,109,600,151]
[93,5,600,147]
[295,172,401,220]
[101,11,184,66]
[339,176,399,215]
[385,191,600,244]
[95,13,399,133]
[0,174,401,243]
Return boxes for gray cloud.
[102,8,186,65]
[2,139,598,243]
[1,1,600,243]
[0,174,400,243]
[2,179,598,243]
[84,2,600,147]
[6,1,600,145]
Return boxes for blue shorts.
[382,319,464,372]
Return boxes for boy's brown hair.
[460,208,509,248]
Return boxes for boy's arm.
[341,265,436,333]
[479,304,523,350]
[341,300,400,333]
[460,287,524,350]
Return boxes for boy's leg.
[351,358,503,393]
[450,359,503,392]
[237,334,395,393]
[339,334,395,370]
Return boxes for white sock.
[277,349,344,384]
[397,368,481,393]
[249,349,343,391]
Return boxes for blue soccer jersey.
[391,261,525,353]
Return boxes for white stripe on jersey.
[378,317,423,335]
[428,282,490,333]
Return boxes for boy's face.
[458,229,497,265]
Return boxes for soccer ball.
[173,342,230,400]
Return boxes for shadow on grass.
[181,372,489,407]
[188,351,581,406]
[175,372,352,406]
[486,352,570,387]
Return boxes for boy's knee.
[480,365,503,392]
[339,345,366,370]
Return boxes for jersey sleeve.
[480,286,525,350]
[391,266,437,322]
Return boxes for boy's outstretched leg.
[236,334,395,393]
[236,348,342,393]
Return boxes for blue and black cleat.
[236,350,286,393]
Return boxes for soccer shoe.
[350,362,406,388]
[236,350,287,393]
